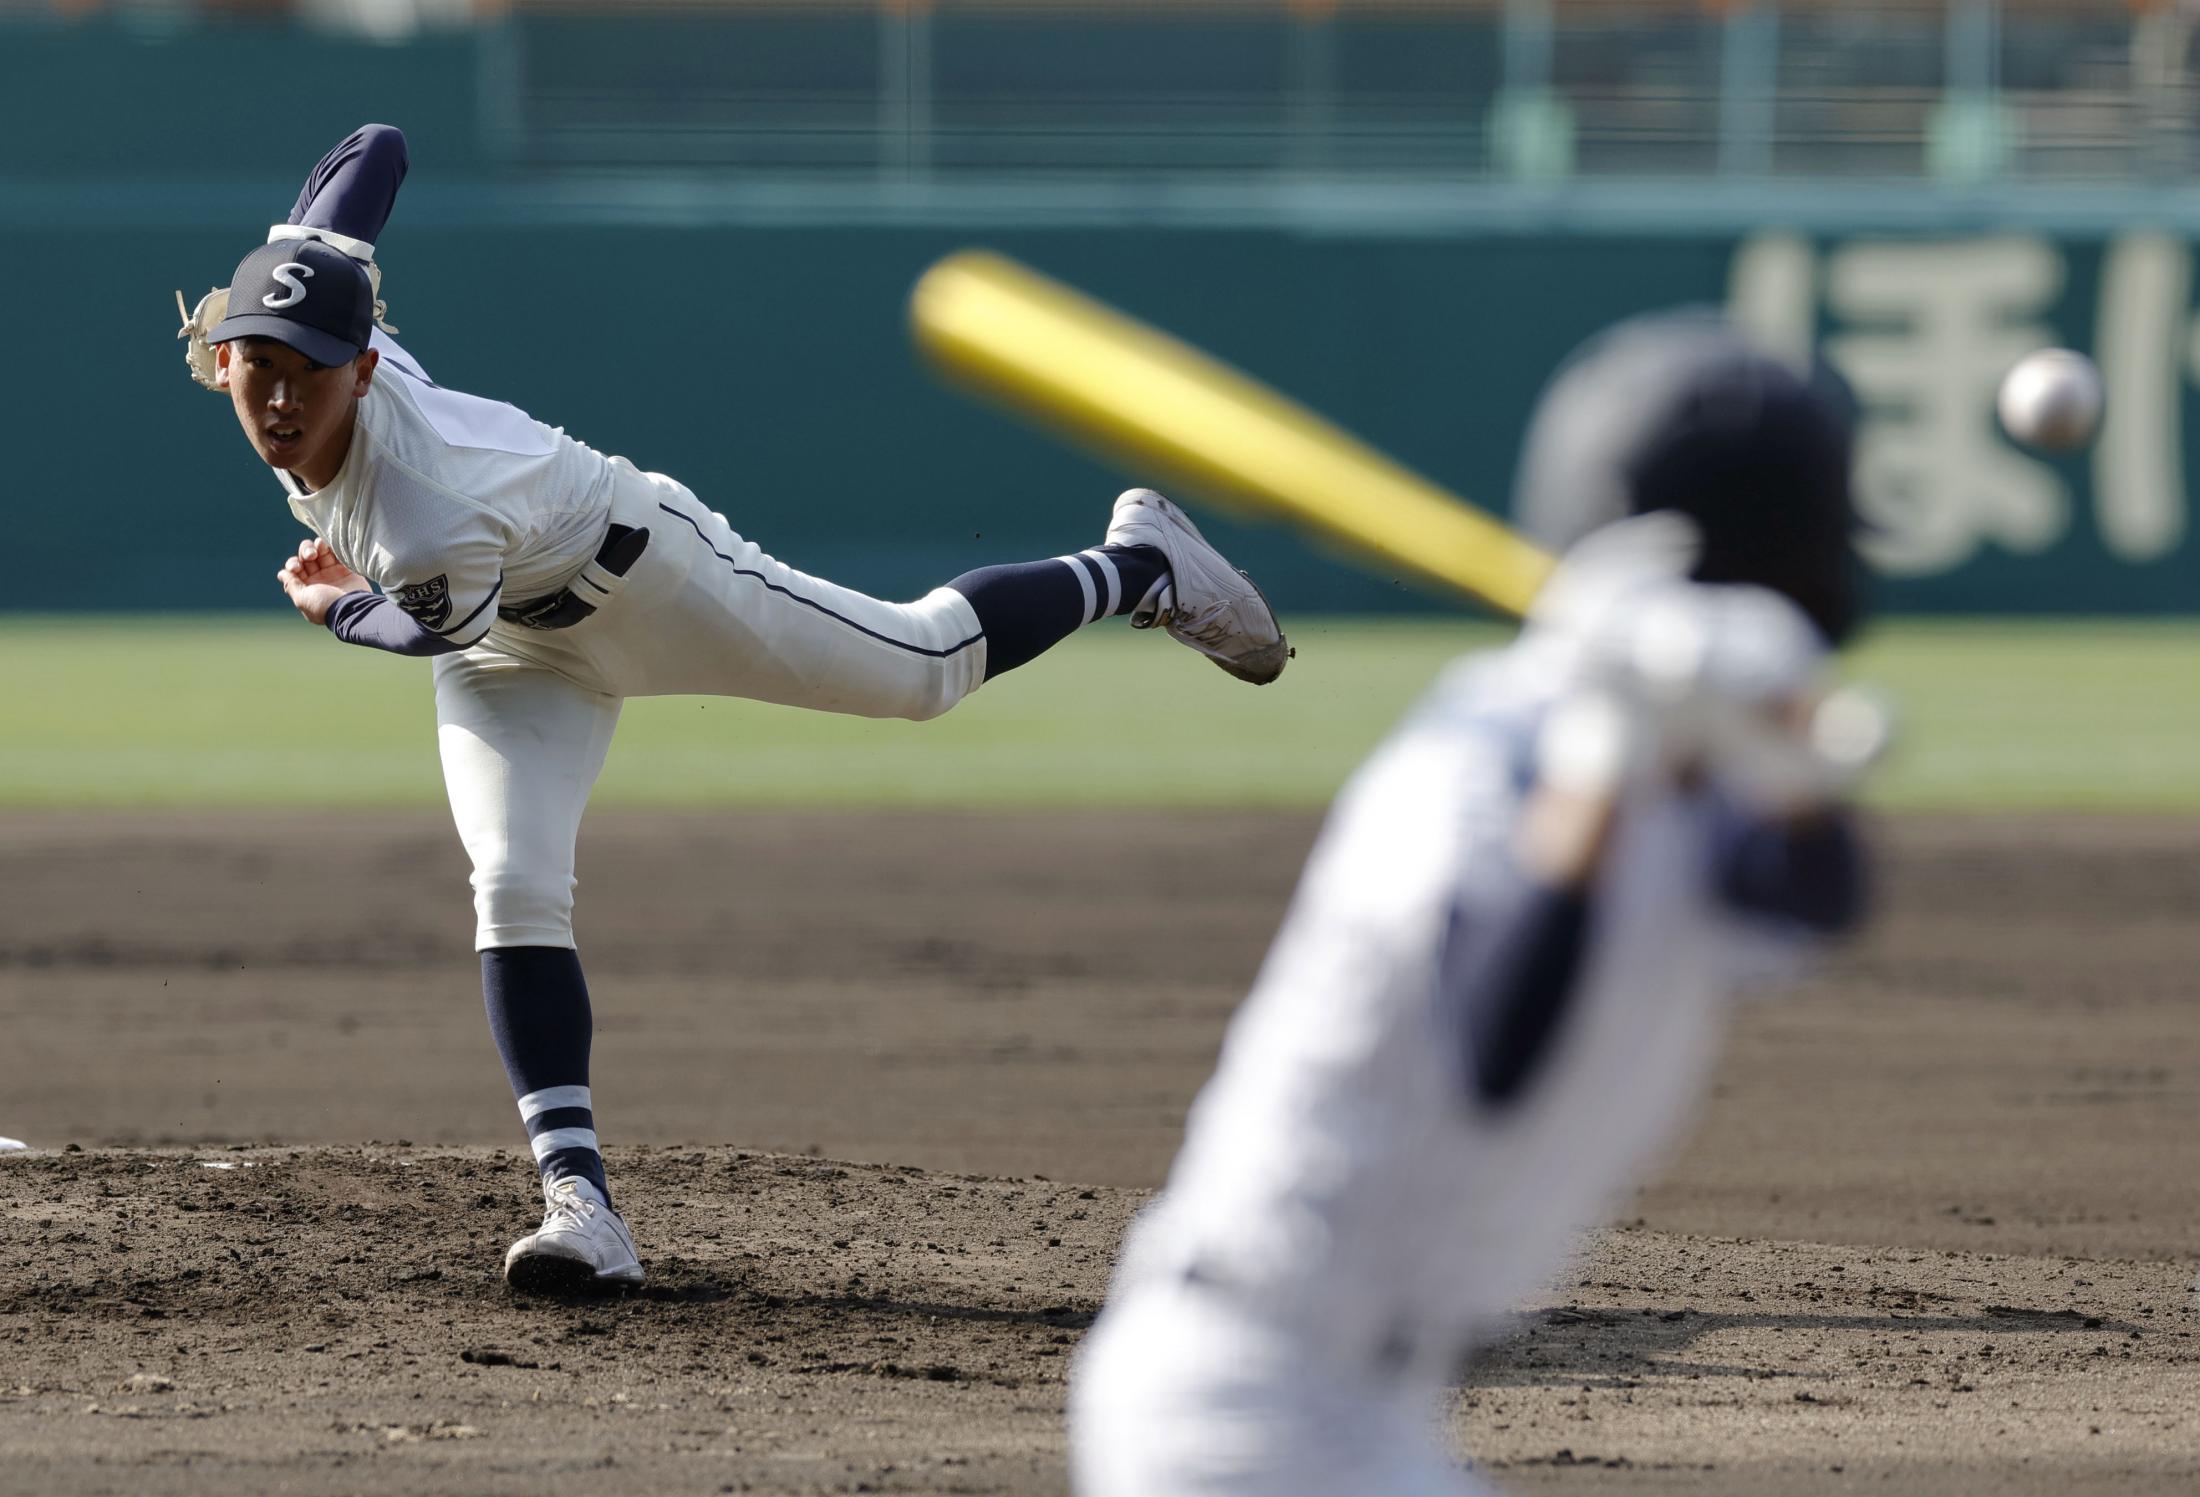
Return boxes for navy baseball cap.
[209,238,374,366]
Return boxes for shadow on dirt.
[1468,1301,2142,1390]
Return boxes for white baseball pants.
[434,464,989,949]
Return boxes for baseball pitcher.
[178,125,1289,1294]
[1069,315,1882,1495]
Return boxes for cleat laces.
[542,1180,598,1232]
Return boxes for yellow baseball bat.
[909,249,1553,617]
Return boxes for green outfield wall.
[12,217,2194,616]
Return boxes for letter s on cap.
[263,263,316,310]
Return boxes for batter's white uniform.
[1069,635,1820,1496]
[278,331,986,949]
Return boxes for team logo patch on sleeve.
[395,575,453,631]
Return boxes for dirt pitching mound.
[4,1146,2198,1496]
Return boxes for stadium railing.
[8,0,2193,183]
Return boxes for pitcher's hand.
[277,538,370,626]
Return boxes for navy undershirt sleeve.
[1707,795,1868,935]
[1442,878,1595,1109]
[289,124,410,246]
[324,589,462,658]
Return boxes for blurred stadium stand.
[5,1,2193,184]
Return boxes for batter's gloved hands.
[277,538,372,626]
[1529,511,1823,705]
[1616,583,1892,813]
[1528,511,1818,728]
[1527,513,1891,812]
[1526,509,1701,653]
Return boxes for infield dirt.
[3,810,2198,1494]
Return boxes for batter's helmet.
[1511,312,1862,645]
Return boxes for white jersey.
[1118,636,1812,1381]
[279,332,615,649]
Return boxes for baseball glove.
[175,286,229,392]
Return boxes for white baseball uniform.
[279,330,986,949]
[216,121,1288,1294]
[1070,631,1843,1496]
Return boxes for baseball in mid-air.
[1996,347,2105,452]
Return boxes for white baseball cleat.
[502,1176,644,1295]
[1105,489,1290,685]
